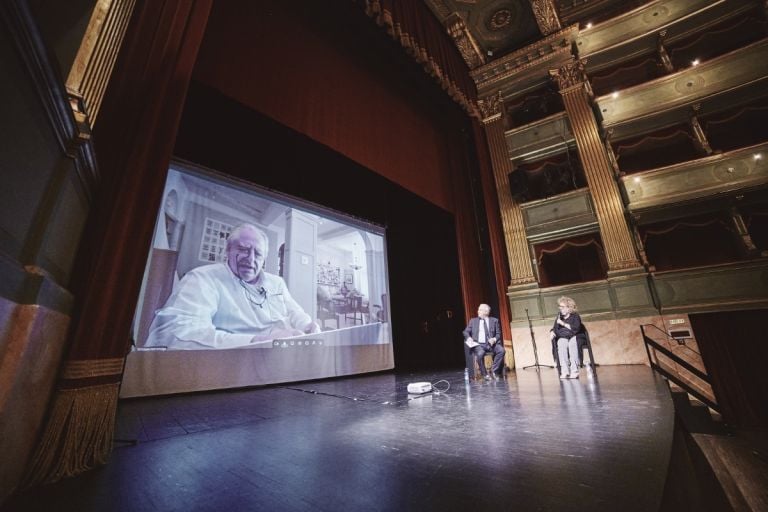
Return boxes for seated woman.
[550,296,582,379]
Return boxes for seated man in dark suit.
[463,304,505,380]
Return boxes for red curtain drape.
[22,0,212,486]
[360,0,478,117]
[689,309,768,427]
[69,0,212,363]
[471,121,512,341]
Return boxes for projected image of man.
[146,224,320,349]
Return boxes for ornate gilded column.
[478,92,537,286]
[66,0,137,124]
[530,0,562,36]
[551,60,642,273]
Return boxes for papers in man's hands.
[465,339,479,348]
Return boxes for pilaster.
[550,60,642,274]
[478,92,537,287]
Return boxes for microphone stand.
[523,308,554,371]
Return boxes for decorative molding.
[470,24,578,90]
[62,358,125,380]
[530,0,562,36]
[0,0,98,200]
[477,91,503,123]
[363,1,480,118]
[445,13,486,70]
[549,59,588,91]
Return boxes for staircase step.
[692,432,768,512]
[670,391,729,435]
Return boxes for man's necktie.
[482,319,489,340]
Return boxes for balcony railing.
[641,323,719,413]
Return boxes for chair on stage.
[577,324,596,369]
[463,341,495,378]
[551,322,596,373]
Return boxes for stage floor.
[5,365,675,512]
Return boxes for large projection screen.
[121,163,394,397]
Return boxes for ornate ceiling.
[423,0,543,67]
[423,0,641,71]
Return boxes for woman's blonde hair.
[557,296,577,312]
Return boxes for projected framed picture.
[126,160,394,396]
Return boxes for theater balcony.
[595,38,768,138]
[576,0,758,74]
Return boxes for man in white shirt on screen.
[145,223,320,350]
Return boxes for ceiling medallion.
[488,9,513,31]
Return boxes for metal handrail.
[641,324,721,414]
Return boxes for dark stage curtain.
[689,310,768,427]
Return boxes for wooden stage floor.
[5,365,675,512]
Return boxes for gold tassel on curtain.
[22,381,120,487]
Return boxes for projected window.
[199,218,233,263]
[133,163,393,367]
